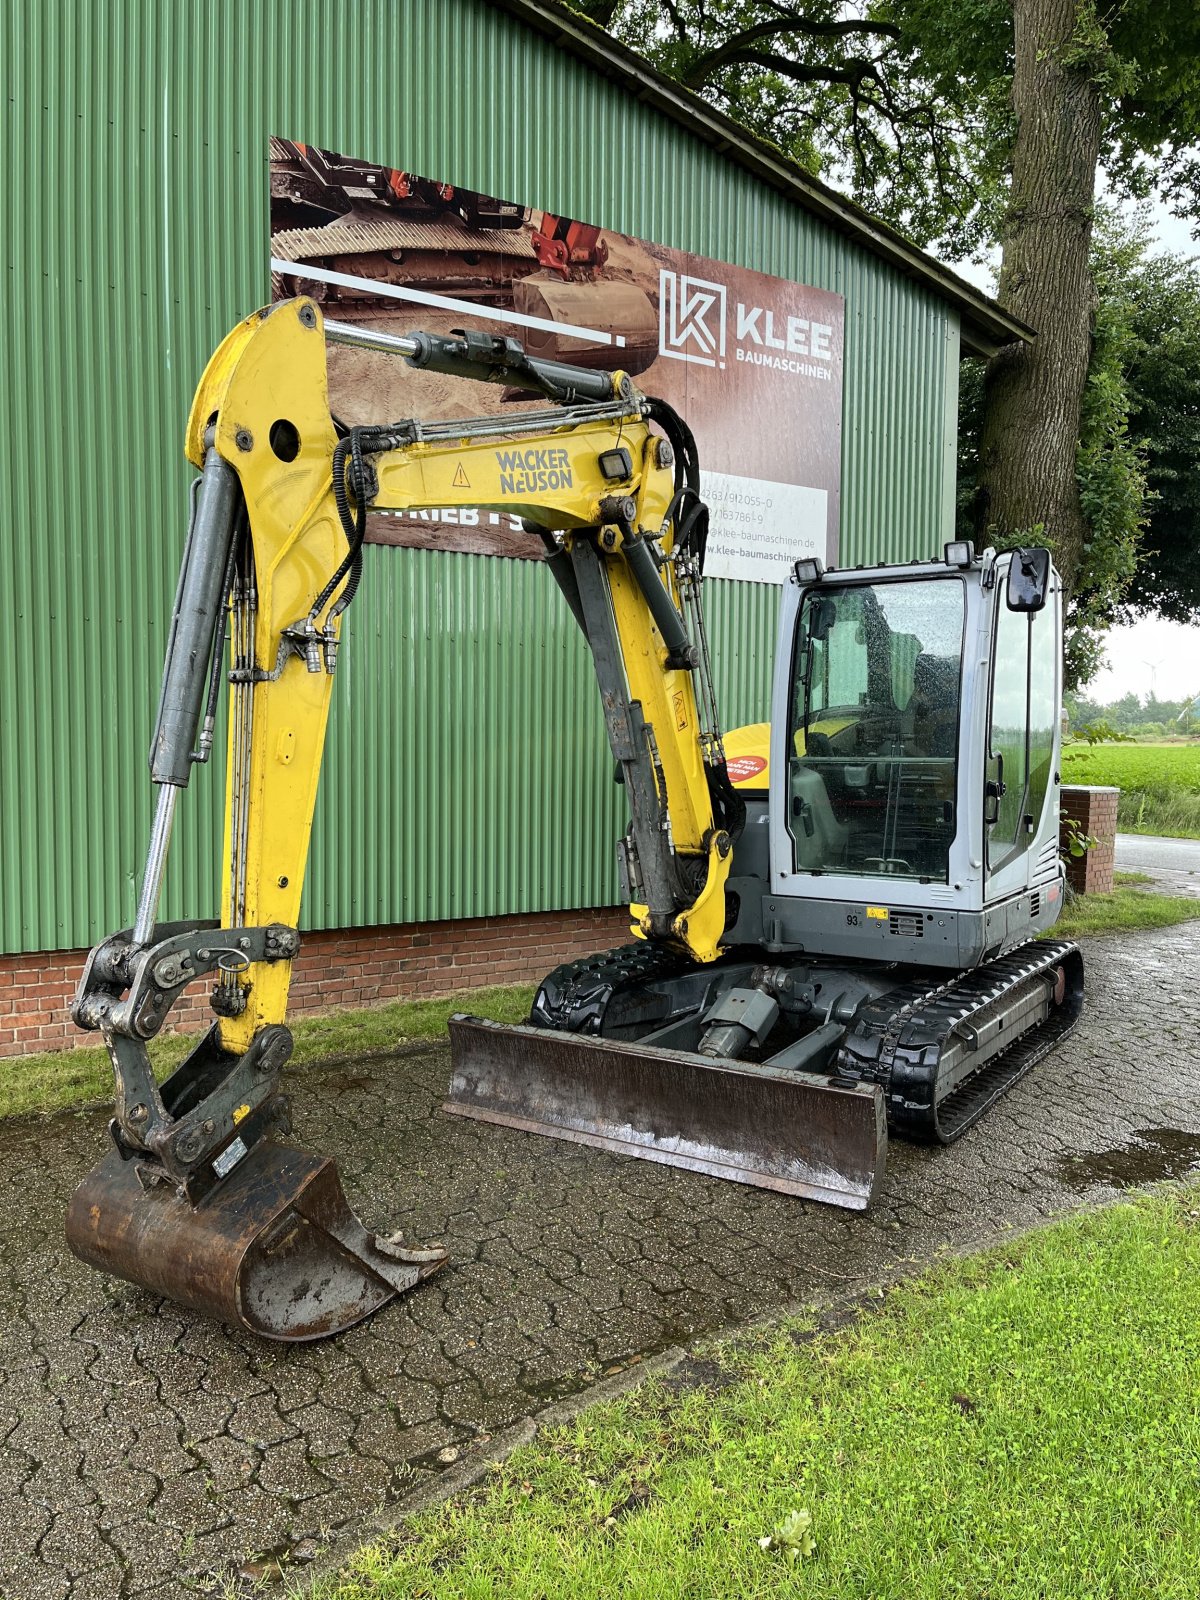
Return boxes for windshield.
[786,578,965,881]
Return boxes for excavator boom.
[68,298,870,1340]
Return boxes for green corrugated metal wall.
[1,0,959,955]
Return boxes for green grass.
[1050,884,1200,939]
[1061,740,1200,838]
[0,983,535,1123]
[323,1192,1200,1600]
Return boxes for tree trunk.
[976,0,1103,594]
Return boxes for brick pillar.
[1060,785,1119,895]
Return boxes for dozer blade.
[66,1140,447,1341]
[445,1016,887,1210]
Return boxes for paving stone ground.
[2,921,1199,1597]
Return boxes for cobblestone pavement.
[2,924,1199,1597]
[1116,832,1200,896]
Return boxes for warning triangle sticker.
[452,461,471,489]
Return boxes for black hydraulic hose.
[192,514,243,763]
[325,430,368,627]
[308,431,369,630]
[644,397,709,572]
[644,396,701,496]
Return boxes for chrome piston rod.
[324,320,420,358]
[132,784,180,945]
[323,318,623,405]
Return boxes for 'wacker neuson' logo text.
[658,269,835,380]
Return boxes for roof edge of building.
[493,0,1030,359]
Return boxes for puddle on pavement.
[1057,1127,1200,1192]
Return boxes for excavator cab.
[766,546,1069,962]
[785,573,966,881]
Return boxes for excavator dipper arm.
[67,298,739,1338]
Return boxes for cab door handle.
[984,752,1006,824]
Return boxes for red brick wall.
[1060,785,1119,895]
[0,906,629,1060]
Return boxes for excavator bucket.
[445,1016,887,1209]
[66,1139,447,1341]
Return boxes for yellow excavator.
[68,298,1083,1340]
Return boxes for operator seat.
[789,760,849,870]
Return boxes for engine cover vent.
[889,912,924,938]
[1030,891,1041,917]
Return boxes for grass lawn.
[1061,740,1200,838]
[1051,883,1200,938]
[0,983,535,1122]
[322,1191,1200,1600]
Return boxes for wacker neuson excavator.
[67,298,1084,1340]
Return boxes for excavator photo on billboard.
[67,297,1084,1341]
[268,138,659,375]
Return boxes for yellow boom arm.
[64,296,744,1338]
[180,299,736,1054]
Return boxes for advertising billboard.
[270,139,844,583]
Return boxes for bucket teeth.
[65,1140,446,1341]
[445,1015,887,1211]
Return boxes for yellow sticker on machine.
[866,906,888,920]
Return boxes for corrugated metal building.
[0,0,1026,1051]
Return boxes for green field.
[1061,741,1200,838]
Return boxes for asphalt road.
[1116,832,1200,894]
[2,921,1199,1597]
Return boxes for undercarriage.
[446,938,1085,1207]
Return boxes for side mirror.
[1006,547,1051,612]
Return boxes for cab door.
[984,553,1059,901]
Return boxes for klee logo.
[658,270,727,368]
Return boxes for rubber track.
[836,939,1085,1144]
[530,943,692,1035]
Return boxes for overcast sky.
[948,193,1199,703]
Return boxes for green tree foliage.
[1068,212,1149,684]
[1066,687,1200,738]
[570,2,1200,253]
[962,213,1200,685]
[1122,253,1200,623]
[567,0,1006,257]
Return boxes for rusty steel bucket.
[444,1016,887,1210]
[66,1140,447,1340]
